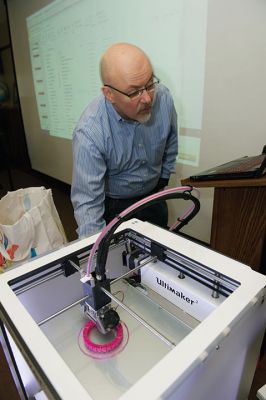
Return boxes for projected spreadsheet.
[26,0,207,141]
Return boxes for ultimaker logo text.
[156,277,196,305]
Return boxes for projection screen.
[7,0,207,184]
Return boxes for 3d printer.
[0,186,265,400]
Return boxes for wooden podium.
[181,175,266,272]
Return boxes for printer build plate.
[37,277,194,400]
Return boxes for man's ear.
[102,86,114,103]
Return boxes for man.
[71,43,178,237]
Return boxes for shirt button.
[142,160,146,164]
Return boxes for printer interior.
[7,225,241,399]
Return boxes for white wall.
[168,0,266,243]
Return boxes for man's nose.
[140,89,152,103]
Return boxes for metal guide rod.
[69,259,81,271]
[110,255,157,285]
[38,256,159,329]
[14,270,63,296]
[101,286,175,348]
[38,294,91,326]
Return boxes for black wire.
[95,191,200,277]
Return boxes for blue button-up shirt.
[71,84,178,237]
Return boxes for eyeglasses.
[104,75,160,100]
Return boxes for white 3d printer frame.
[0,219,265,400]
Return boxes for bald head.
[100,43,153,87]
